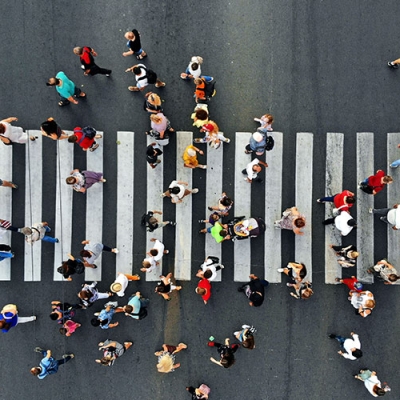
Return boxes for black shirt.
[127,29,142,53]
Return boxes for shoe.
[98,342,104,347]
[208,206,213,211]
[11,183,18,189]
[128,86,140,91]
[160,193,166,197]
[32,316,37,320]
[90,143,99,152]
[328,334,336,339]
[112,248,119,253]
[155,82,166,88]
[101,178,107,183]
[242,324,250,329]
[316,199,322,203]
[198,219,204,223]
[54,238,59,243]
[380,216,386,221]
[277,268,284,272]
[169,221,177,226]
[220,265,225,269]
[94,312,100,316]
[369,208,373,214]
[200,165,207,169]
[164,250,169,254]
[63,353,75,359]
[194,138,202,143]
[233,331,240,337]
[388,61,398,69]
[390,164,398,169]
[192,188,199,194]
[34,347,44,353]
[224,138,231,143]
[106,74,110,77]
[286,283,292,287]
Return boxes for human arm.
[152,210,162,215]
[67,253,75,261]
[210,357,224,367]
[125,65,137,72]
[2,117,18,123]
[81,240,90,245]
[259,160,268,168]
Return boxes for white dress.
[0,121,27,144]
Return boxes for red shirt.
[334,190,353,212]
[368,170,385,193]
[341,277,362,292]
[198,278,211,301]
[73,127,95,149]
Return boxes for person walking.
[349,290,375,318]
[242,158,268,183]
[370,204,400,230]
[180,56,213,81]
[46,72,86,107]
[185,384,211,400]
[244,131,270,156]
[155,343,188,373]
[317,190,355,213]
[80,240,118,268]
[144,92,163,114]
[194,121,230,149]
[329,244,359,267]
[274,206,306,235]
[354,370,391,397]
[147,113,175,146]
[59,320,81,337]
[335,276,363,293]
[183,144,207,169]
[199,212,221,234]
[358,170,393,195]
[155,273,182,301]
[208,193,233,216]
[237,274,269,307]
[49,301,79,325]
[0,304,36,333]
[367,259,400,284]
[40,118,68,140]
[323,211,357,236]
[125,64,165,91]
[233,325,256,349]
[161,180,199,204]
[0,116,29,145]
[208,338,239,369]
[68,126,102,152]
[66,169,106,193]
[109,272,140,297]
[91,301,121,329]
[123,29,147,59]
[31,348,74,379]
[118,291,149,320]
[196,256,224,281]
[286,281,314,300]
[78,281,113,308]
[254,114,274,131]
[146,142,163,168]
[277,262,307,283]
[73,46,111,76]
[96,340,133,366]
[57,253,86,281]
[328,332,363,360]
[141,238,169,273]
[141,210,176,232]
[21,222,59,244]
[196,277,211,305]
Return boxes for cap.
[187,148,196,157]
[354,282,363,290]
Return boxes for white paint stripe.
[387,133,400,281]
[234,132,252,282]
[356,132,374,283]
[295,133,313,282]
[146,136,164,281]
[264,132,283,282]
[174,132,194,280]
[116,132,135,277]
[24,131,43,281]
[204,136,224,281]
[0,139,13,280]
[54,132,74,280]
[324,133,344,284]
[85,132,104,282]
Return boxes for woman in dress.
[0,117,30,145]
[66,169,106,193]
[40,118,68,140]
[155,343,187,373]
[274,206,306,235]
[354,369,390,397]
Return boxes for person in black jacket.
[237,274,269,307]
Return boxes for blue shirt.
[128,295,141,319]
[55,71,76,98]
[39,356,59,379]
[0,313,18,333]
[98,308,115,329]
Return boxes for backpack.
[133,307,148,320]
[74,126,96,144]
[265,135,274,151]
[197,79,216,103]
[138,66,157,84]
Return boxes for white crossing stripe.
[295,133,313,282]
[174,132,194,280]
[234,132,252,282]
[24,131,43,281]
[324,132,344,284]
[265,132,283,282]
[116,132,135,276]
[0,139,13,280]
[54,132,74,280]
[84,132,104,282]
[204,136,224,281]
[356,132,374,283]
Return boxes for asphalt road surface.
[1,1,400,399]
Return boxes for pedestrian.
[125,64,165,92]
[155,273,182,301]
[237,274,269,307]
[185,384,211,400]
[194,77,216,103]
[206,221,231,243]
[144,92,163,114]
[194,121,230,149]
[146,142,163,169]
[57,253,86,281]
[329,244,359,267]
[31,348,74,379]
[91,301,121,329]
[0,117,29,145]
[389,143,400,168]
[322,211,357,236]
[196,277,212,305]
[80,240,118,268]
[96,340,133,366]
[46,72,86,107]
[208,338,239,369]
[0,244,13,262]
[286,281,314,299]
[191,104,209,128]
[254,114,274,131]
[78,282,113,309]
[66,169,106,193]
[68,126,102,152]
[349,290,375,318]
[59,320,81,337]
[244,131,273,156]
[161,180,199,204]
[110,272,141,297]
[367,259,400,284]
[274,206,306,235]
[328,332,362,360]
[21,222,59,245]
[180,56,212,81]
[147,113,175,146]
[141,238,169,273]
[196,256,224,281]
[73,46,112,76]
[122,29,147,59]
[317,190,355,213]
[354,370,391,397]
[49,301,78,324]
[183,144,207,169]
[0,178,17,189]
[233,325,256,349]
[0,304,36,333]
[199,212,221,234]
[207,192,233,216]
[277,262,307,283]
[388,57,400,68]
[335,276,363,293]
[155,343,188,374]
[359,170,393,195]
[40,118,68,140]
[141,210,176,232]
[118,291,148,320]
[242,158,268,183]
[370,204,400,230]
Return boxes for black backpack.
[75,126,96,144]
[138,66,157,84]
[198,79,216,103]
[265,135,274,151]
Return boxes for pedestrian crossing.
[0,130,399,284]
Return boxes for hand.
[199,150,204,155]
[72,99,78,105]
[338,351,343,355]
[136,291,141,297]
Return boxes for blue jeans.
[333,335,346,349]
[42,225,59,243]
[0,252,13,262]
[361,178,369,185]
[319,194,337,202]
[390,159,400,168]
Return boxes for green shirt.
[211,223,224,243]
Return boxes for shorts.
[0,179,3,186]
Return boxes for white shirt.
[188,57,202,78]
[169,180,185,201]
[387,207,400,228]
[334,212,354,236]
[0,121,27,143]
[342,334,361,360]
[200,258,218,281]
[135,63,148,88]
[364,374,381,397]
[143,256,157,272]
[246,158,260,179]
[113,273,129,297]
[151,239,165,261]
[25,223,46,244]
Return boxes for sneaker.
[192,188,199,194]
[224,138,231,143]
[208,206,213,211]
[380,216,386,222]
[220,265,225,269]
[155,82,166,88]
[169,221,177,226]
[94,312,100,316]
[54,238,59,243]
[128,86,139,91]
[101,178,107,183]
[316,198,322,203]
[328,334,336,339]
[63,353,75,359]
[286,283,292,287]
[200,165,207,169]
[390,164,398,169]
[160,193,166,197]
[164,250,169,254]
[34,347,44,353]
[198,219,204,223]
[106,74,110,77]
[388,61,398,68]
[277,268,284,273]
[233,331,240,337]
[32,316,37,320]
[368,208,373,214]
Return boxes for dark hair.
[294,218,306,228]
[79,289,91,300]
[49,312,59,321]
[0,320,9,330]
[195,109,208,120]
[352,349,363,358]
[388,274,400,282]
[155,285,164,293]
[374,387,386,396]
[211,213,220,221]
[80,250,91,258]
[220,354,235,368]
[347,219,357,227]
[221,197,233,207]
[150,249,158,257]
[196,287,206,295]
[299,264,307,279]
[146,146,156,156]
[133,67,141,75]
[40,120,58,135]
[91,318,100,327]
[66,176,76,185]
[347,196,356,204]
[124,305,133,313]
[169,187,180,195]
[242,335,255,349]
[203,270,212,279]
[191,62,199,71]
[0,124,5,134]
[68,135,78,143]
[220,230,228,237]
[59,327,67,335]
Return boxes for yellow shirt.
[183,145,198,167]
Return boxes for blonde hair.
[150,114,163,124]
[350,251,359,259]
[148,93,161,106]
[156,354,174,373]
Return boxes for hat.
[252,132,263,142]
[202,123,214,132]
[187,148,196,157]
[110,282,122,293]
[354,282,363,290]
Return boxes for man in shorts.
[122,29,147,59]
